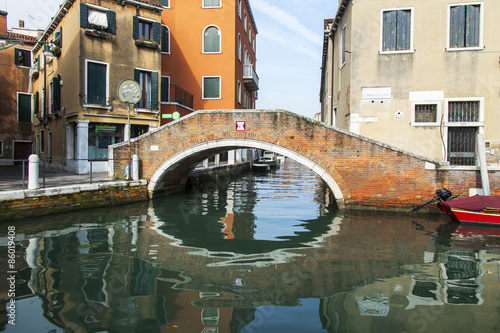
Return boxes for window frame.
[340,24,346,67]
[411,102,441,127]
[238,34,242,61]
[202,76,221,100]
[14,48,32,68]
[81,3,116,35]
[84,59,110,108]
[379,7,414,54]
[238,0,242,19]
[17,92,32,123]
[202,25,221,54]
[135,68,159,111]
[202,0,221,8]
[447,2,484,51]
[161,76,170,104]
[161,25,170,54]
[237,80,242,104]
[244,11,247,32]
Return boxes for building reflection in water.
[1,162,500,332]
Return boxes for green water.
[1,161,500,332]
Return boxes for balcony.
[243,64,259,91]
[163,84,194,109]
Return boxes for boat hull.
[441,205,500,225]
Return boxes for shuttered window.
[161,76,170,103]
[449,4,481,49]
[382,9,412,52]
[134,69,158,110]
[18,93,32,123]
[87,62,107,105]
[203,77,220,99]
[203,26,221,53]
[161,25,170,53]
[14,48,31,67]
[133,16,161,43]
[80,4,116,34]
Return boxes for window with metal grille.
[414,104,437,123]
[448,101,479,122]
[448,127,476,166]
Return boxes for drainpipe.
[477,132,490,195]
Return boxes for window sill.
[446,46,484,52]
[84,28,113,40]
[202,97,221,100]
[135,40,159,49]
[411,122,440,127]
[202,51,222,54]
[83,103,112,111]
[134,108,159,114]
[379,50,415,55]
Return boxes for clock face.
[117,79,142,104]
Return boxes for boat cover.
[441,195,500,211]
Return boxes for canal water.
[1,160,500,332]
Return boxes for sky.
[2,0,338,118]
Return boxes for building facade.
[159,0,259,125]
[0,12,41,165]
[31,0,163,174]
[320,0,500,167]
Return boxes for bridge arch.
[148,138,346,208]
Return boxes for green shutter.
[18,94,32,123]
[161,26,169,52]
[153,22,161,43]
[107,11,116,34]
[14,48,20,66]
[134,69,140,108]
[382,11,396,51]
[52,76,61,112]
[133,16,139,39]
[450,5,465,48]
[151,72,158,110]
[80,4,89,29]
[161,77,169,102]
[465,5,480,47]
[396,10,411,51]
[34,91,39,116]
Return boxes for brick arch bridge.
[110,110,496,209]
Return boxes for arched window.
[161,25,170,53]
[203,26,221,53]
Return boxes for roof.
[0,32,38,42]
[135,0,163,6]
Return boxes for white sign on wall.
[362,87,391,99]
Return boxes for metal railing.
[0,158,132,191]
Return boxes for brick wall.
[111,110,500,210]
[0,184,149,221]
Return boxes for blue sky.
[2,0,337,118]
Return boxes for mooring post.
[28,154,40,190]
[132,154,139,181]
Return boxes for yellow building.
[31,0,163,174]
[320,0,500,168]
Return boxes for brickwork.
[111,110,500,209]
[0,184,149,221]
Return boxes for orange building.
[160,0,259,125]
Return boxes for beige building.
[320,0,500,167]
[31,0,163,174]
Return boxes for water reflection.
[1,161,500,332]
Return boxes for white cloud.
[251,0,323,47]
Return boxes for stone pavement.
[0,165,110,191]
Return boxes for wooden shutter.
[161,77,169,102]
[153,22,161,43]
[449,5,465,48]
[107,11,116,34]
[134,69,140,108]
[161,26,169,52]
[80,4,89,29]
[34,91,39,116]
[52,76,61,112]
[133,16,139,39]
[382,11,396,51]
[465,5,480,47]
[151,71,158,110]
[396,10,411,51]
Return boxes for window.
[341,25,346,66]
[33,91,39,117]
[14,48,31,67]
[40,130,45,153]
[253,36,256,53]
[134,69,158,110]
[51,76,61,113]
[238,34,241,61]
[238,0,242,19]
[158,0,169,7]
[381,8,413,52]
[412,103,439,125]
[161,76,170,103]
[244,11,247,32]
[161,25,170,53]
[243,90,252,109]
[448,3,482,49]
[203,77,221,99]
[17,93,32,123]
[445,99,483,166]
[86,60,108,105]
[133,17,161,43]
[80,4,116,34]
[203,0,221,8]
[237,81,241,104]
[248,26,252,43]
[0,141,2,156]
[203,26,221,53]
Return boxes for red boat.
[439,195,500,225]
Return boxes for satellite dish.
[117,79,142,104]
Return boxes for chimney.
[0,11,7,36]
[19,20,24,28]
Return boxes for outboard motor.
[412,188,456,212]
